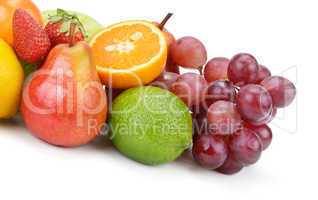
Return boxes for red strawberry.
[13,9,51,64]
[44,9,86,47]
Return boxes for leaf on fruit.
[48,15,63,23]
[57,8,67,16]
[60,21,70,33]
[46,9,88,37]
[20,61,38,78]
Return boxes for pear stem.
[69,22,77,47]
[158,13,173,30]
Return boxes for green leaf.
[48,15,62,23]
[57,8,67,16]
[20,61,38,78]
[60,21,70,33]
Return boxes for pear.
[21,41,107,147]
[0,39,24,119]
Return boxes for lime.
[42,10,103,41]
[109,86,193,165]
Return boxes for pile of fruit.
[0,0,296,175]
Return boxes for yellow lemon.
[0,38,24,119]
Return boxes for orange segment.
[90,20,167,89]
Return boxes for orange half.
[90,20,168,89]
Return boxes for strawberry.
[45,9,86,47]
[13,9,51,64]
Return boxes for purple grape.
[170,36,207,69]
[204,80,236,108]
[261,76,296,108]
[170,73,207,107]
[237,84,273,125]
[207,101,242,135]
[229,128,263,165]
[216,153,244,175]
[193,134,229,170]
[245,123,273,150]
[228,53,260,86]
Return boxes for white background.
[0,0,316,199]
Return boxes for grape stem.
[158,13,173,30]
[198,66,204,75]
[234,85,240,92]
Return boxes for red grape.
[192,105,208,136]
[229,128,263,165]
[237,84,273,125]
[270,107,277,120]
[228,53,260,86]
[207,101,242,135]
[191,104,207,117]
[261,76,296,108]
[216,153,244,175]
[204,57,229,83]
[193,134,229,170]
[106,88,124,102]
[106,88,124,113]
[170,36,207,69]
[194,116,208,137]
[204,80,236,108]
[250,107,277,126]
[255,65,271,83]
[165,57,180,74]
[151,72,179,90]
[170,73,207,107]
[245,123,273,150]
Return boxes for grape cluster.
[152,35,297,175]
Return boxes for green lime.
[42,10,103,41]
[109,86,193,165]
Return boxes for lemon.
[0,39,24,119]
[109,86,193,165]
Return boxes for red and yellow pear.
[21,32,107,147]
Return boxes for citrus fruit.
[109,86,192,165]
[90,21,168,89]
[0,38,24,119]
[0,0,42,45]
[42,10,103,41]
